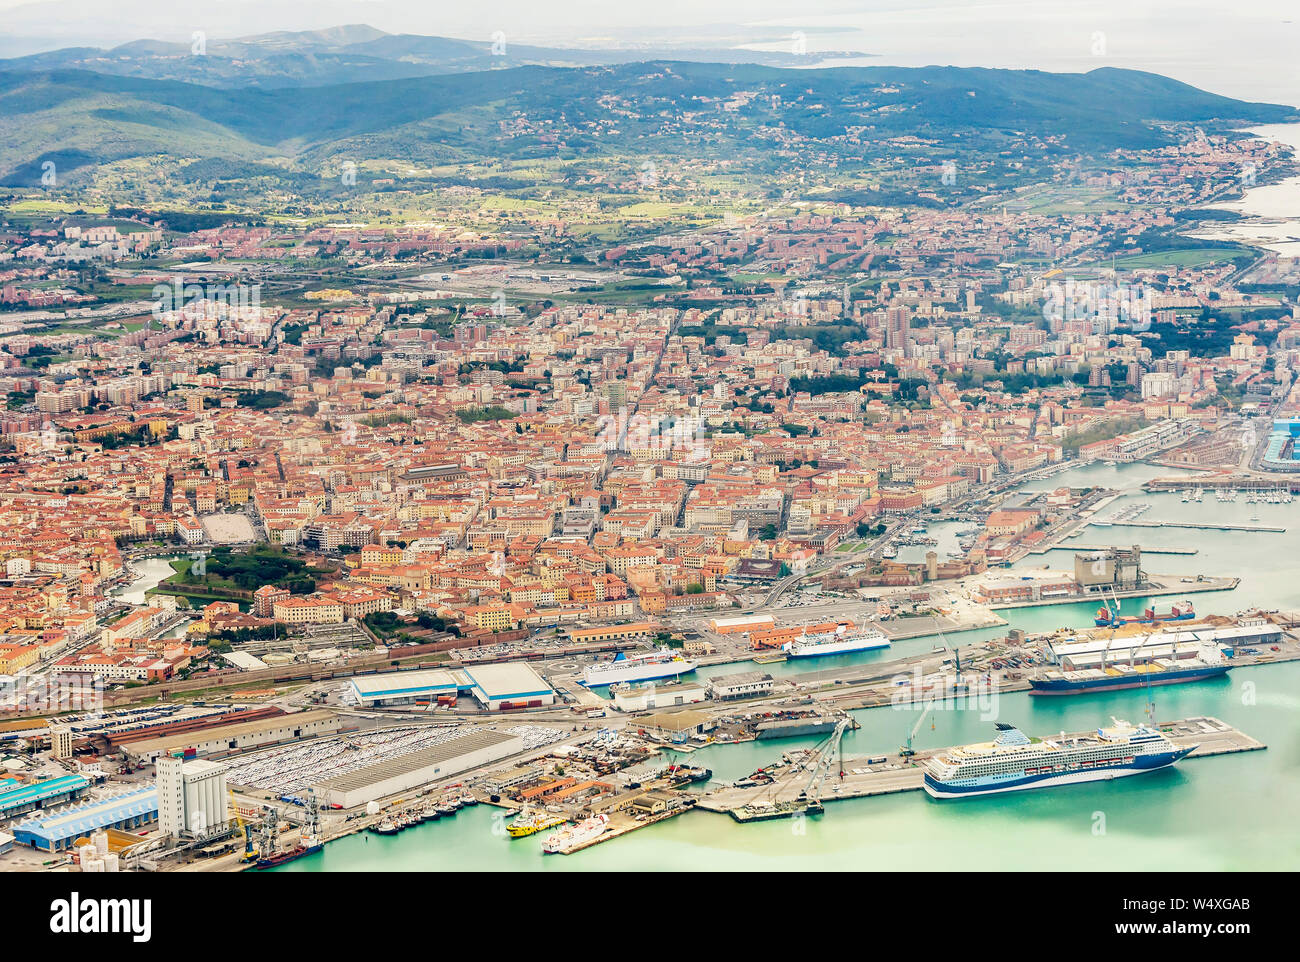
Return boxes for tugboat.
[507,807,568,839]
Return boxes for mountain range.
[0,28,1295,192]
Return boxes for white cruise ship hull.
[581,660,697,686]
[924,745,1194,799]
[784,635,890,658]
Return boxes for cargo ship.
[1094,600,1194,628]
[507,808,567,839]
[782,625,890,659]
[582,648,697,686]
[665,763,712,783]
[923,720,1196,799]
[541,813,609,853]
[253,832,323,869]
[754,711,849,740]
[1029,651,1230,696]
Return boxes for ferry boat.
[582,648,697,686]
[507,808,568,839]
[923,719,1196,799]
[1094,600,1194,628]
[1029,650,1229,696]
[541,813,609,853]
[782,625,890,659]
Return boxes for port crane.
[230,790,260,864]
[253,789,322,864]
[797,716,851,810]
[900,702,934,757]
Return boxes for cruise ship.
[541,813,609,854]
[782,625,890,659]
[582,648,697,686]
[923,720,1196,798]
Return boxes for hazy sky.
[3,0,1298,104]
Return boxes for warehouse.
[612,682,707,712]
[707,671,775,700]
[709,613,775,635]
[0,773,91,820]
[349,667,464,707]
[1047,623,1282,668]
[122,710,343,764]
[349,664,555,710]
[11,786,158,852]
[462,663,555,711]
[312,729,524,808]
[639,709,715,743]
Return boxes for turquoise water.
[274,462,1300,871]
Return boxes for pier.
[1032,543,1198,556]
[696,717,1264,820]
[984,574,1240,610]
[1089,519,1285,533]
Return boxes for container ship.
[923,720,1196,799]
[782,625,890,659]
[1094,600,1194,628]
[582,648,697,686]
[541,813,609,853]
[1029,651,1229,696]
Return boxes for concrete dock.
[985,574,1239,610]
[697,716,1264,820]
[1089,519,1285,533]
[1036,544,1199,556]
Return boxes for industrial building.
[157,756,229,839]
[707,671,775,700]
[482,764,543,794]
[1263,418,1300,468]
[611,682,707,712]
[349,667,460,705]
[639,709,714,743]
[122,710,343,764]
[709,613,776,635]
[349,664,555,710]
[1073,546,1144,591]
[464,664,555,710]
[10,786,158,852]
[1047,623,1281,668]
[0,773,90,820]
[313,729,524,808]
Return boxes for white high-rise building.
[156,756,229,839]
